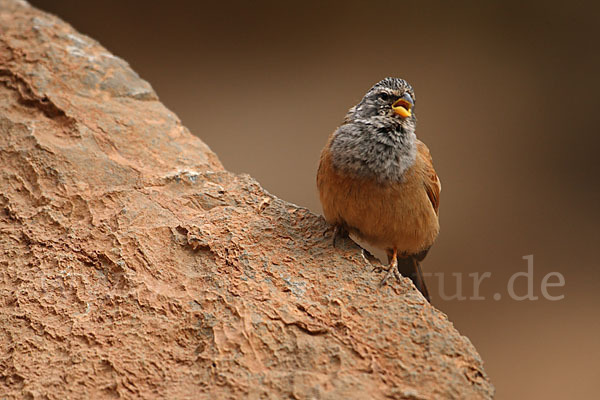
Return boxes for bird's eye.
[378,92,392,101]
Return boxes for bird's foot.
[371,259,387,274]
[379,266,403,287]
[378,250,401,287]
[331,225,348,248]
[360,248,369,263]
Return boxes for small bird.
[317,77,440,301]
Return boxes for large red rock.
[0,1,493,398]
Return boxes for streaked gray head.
[330,77,418,182]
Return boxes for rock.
[0,1,494,398]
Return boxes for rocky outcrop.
[0,1,493,398]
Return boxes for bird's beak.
[392,94,413,118]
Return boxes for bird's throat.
[330,121,416,182]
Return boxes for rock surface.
[0,1,494,399]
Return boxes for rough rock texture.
[0,1,494,399]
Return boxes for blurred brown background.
[28,1,599,398]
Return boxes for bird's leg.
[332,226,340,248]
[371,263,385,273]
[332,225,348,248]
[331,227,378,271]
[361,248,371,264]
[379,248,402,287]
[372,249,392,273]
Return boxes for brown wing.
[417,140,441,216]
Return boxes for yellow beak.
[392,98,412,118]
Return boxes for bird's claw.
[332,226,340,248]
[371,262,387,273]
[378,251,401,287]
[379,266,402,287]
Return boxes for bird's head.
[329,77,419,182]
[346,77,417,134]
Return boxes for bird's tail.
[395,255,431,302]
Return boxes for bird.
[317,77,440,301]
